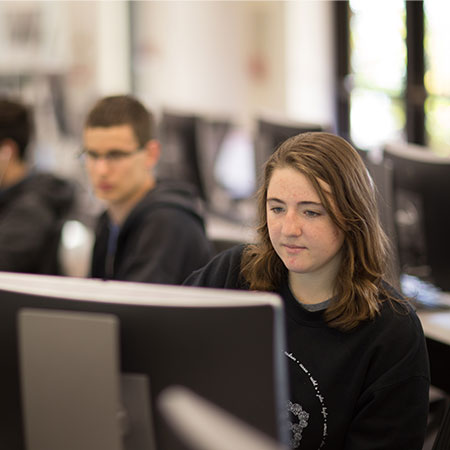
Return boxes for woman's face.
[266,166,345,283]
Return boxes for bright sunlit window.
[424,0,450,156]
[349,0,406,150]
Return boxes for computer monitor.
[254,114,324,184]
[156,110,202,195]
[207,124,256,202]
[157,110,233,206]
[0,272,289,450]
[362,154,400,290]
[383,142,450,291]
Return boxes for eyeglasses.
[79,148,144,164]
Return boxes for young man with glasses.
[83,94,213,284]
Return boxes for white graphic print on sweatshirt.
[285,351,328,449]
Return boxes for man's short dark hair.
[0,97,33,160]
[85,95,155,147]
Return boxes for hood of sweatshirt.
[119,178,207,236]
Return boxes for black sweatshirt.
[0,172,74,274]
[91,179,214,285]
[184,244,430,450]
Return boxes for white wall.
[97,0,131,96]
[133,1,248,118]
[131,1,333,130]
[0,1,335,136]
[285,1,334,128]
[133,1,283,127]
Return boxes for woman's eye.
[270,207,284,214]
[304,210,320,218]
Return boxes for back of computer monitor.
[18,309,126,450]
[194,115,233,206]
[157,111,203,195]
[383,142,450,291]
[0,273,289,450]
[363,154,401,290]
[254,116,323,185]
[157,110,234,207]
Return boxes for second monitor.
[383,142,450,292]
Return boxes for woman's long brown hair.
[241,132,395,331]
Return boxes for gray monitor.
[383,142,450,292]
[254,114,324,186]
[0,272,289,450]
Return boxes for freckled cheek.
[308,224,343,247]
[266,218,280,244]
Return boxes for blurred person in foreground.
[82,94,213,284]
[0,97,74,274]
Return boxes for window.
[349,0,406,150]
[424,0,450,156]
[336,0,450,156]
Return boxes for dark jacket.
[0,172,75,274]
[91,179,214,284]
[184,244,431,450]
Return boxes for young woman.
[184,132,430,450]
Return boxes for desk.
[418,310,450,394]
[206,213,256,247]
